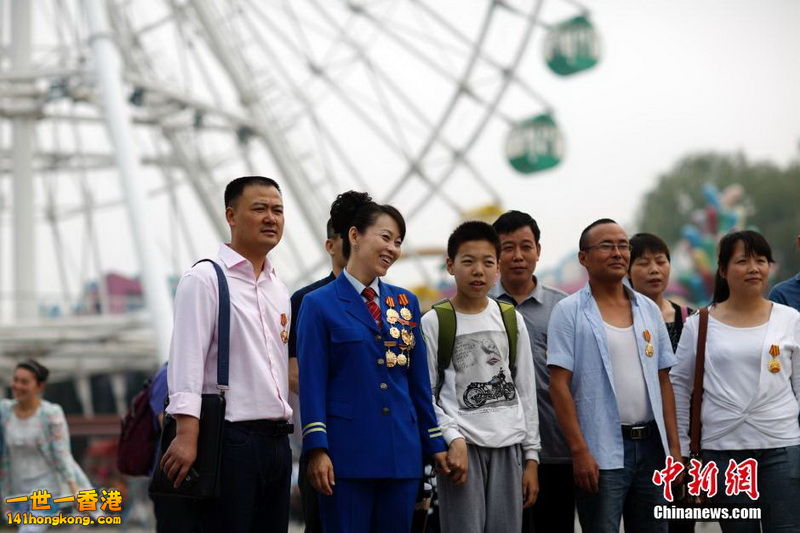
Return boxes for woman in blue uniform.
[297,191,448,533]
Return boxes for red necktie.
[361,287,382,328]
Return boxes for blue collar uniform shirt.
[546,283,676,470]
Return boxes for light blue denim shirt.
[547,282,676,469]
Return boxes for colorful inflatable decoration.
[505,113,563,174]
[673,183,750,305]
[544,15,601,76]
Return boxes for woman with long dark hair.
[671,231,800,532]
[297,191,448,533]
[1,360,92,532]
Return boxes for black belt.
[621,421,656,440]
[227,419,293,436]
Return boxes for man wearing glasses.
[547,219,682,533]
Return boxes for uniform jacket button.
[377,358,385,365]
[380,383,388,390]
[382,407,390,415]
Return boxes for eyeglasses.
[582,242,631,253]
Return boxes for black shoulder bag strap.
[193,259,230,392]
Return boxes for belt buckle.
[630,425,647,439]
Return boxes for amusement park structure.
[0,0,599,415]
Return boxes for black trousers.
[522,463,575,533]
[298,454,322,533]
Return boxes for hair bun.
[330,191,373,237]
[18,359,49,383]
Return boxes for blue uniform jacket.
[297,274,446,479]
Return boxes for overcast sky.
[487,0,800,274]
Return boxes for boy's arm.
[422,311,463,446]
[513,313,540,463]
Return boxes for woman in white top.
[0,360,92,532]
[671,231,800,533]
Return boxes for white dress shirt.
[671,303,800,452]
[167,244,292,422]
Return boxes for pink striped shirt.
[167,244,292,422]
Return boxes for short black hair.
[630,233,671,264]
[492,210,541,243]
[330,191,406,259]
[16,359,49,384]
[224,176,281,209]
[579,218,618,250]
[712,230,774,304]
[325,218,338,240]
[447,221,501,260]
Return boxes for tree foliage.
[636,151,800,281]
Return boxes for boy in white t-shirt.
[422,221,541,533]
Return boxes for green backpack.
[429,299,519,402]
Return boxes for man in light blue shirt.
[548,219,681,533]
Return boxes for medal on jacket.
[768,344,781,373]
[385,296,400,325]
[643,330,654,357]
[280,313,289,344]
[397,353,408,366]
[386,350,397,368]
[401,328,414,348]
[398,293,412,321]
[389,326,401,339]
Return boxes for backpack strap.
[431,300,457,403]
[496,300,519,378]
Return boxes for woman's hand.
[308,449,336,496]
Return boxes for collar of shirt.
[217,243,276,283]
[491,276,542,305]
[342,268,380,300]
[579,280,641,311]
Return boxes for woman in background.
[1,360,92,532]
[629,232,693,352]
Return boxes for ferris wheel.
[0,0,600,379]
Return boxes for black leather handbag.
[149,259,230,499]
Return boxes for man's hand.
[522,460,539,508]
[307,449,335,496]
[445,438,468,485]
[159,415,199,489]
[572,448,600,493]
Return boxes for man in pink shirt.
[160,176,294,533]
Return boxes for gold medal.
[643,330,651,343]
[400,307,412,321]
[279,313,289,343]
[401,329,414,346]
[386,309,400,324]
[389,327,401,339]
[397,353,408,366]
[645,343,654,357]
[386,350,397,368]
[769,344,781,373]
